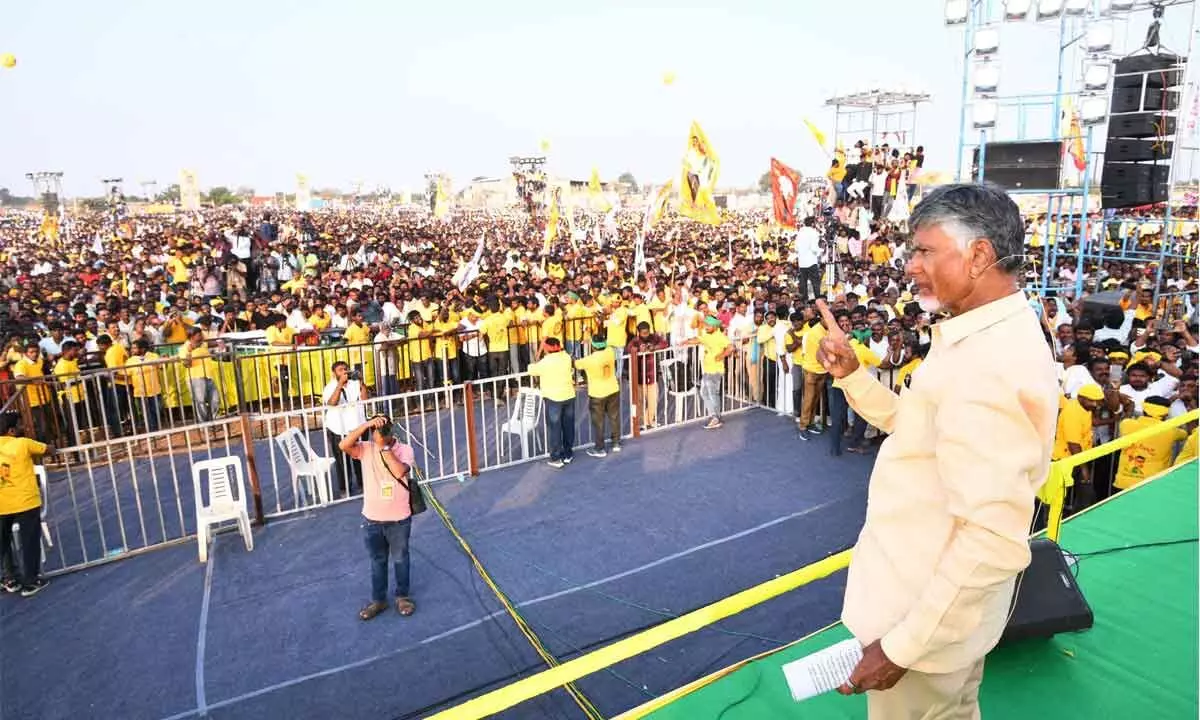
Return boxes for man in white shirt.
[795,217,823,303]
[322,360,368,498]
[373,324,404,398]
[458,309,488,382]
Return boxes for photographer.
[338,414,417,621]
[322,361,367,497]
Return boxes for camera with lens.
[347,368,362,382]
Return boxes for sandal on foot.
[359,601,388,621]
[395,597,416,616]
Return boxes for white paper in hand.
[781,638,864,702]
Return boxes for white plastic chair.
[274,427,334,507]
[191,456,254,563]
[12,466,52,565]
[660,358,699,423]
[501,388,543,458]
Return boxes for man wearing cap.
[528,338,576,468]
[817,184,1058,716]
[576,332,621,457]
[685,316,733,430]
[1114,396,1187,492]
[1051,383,1104,512]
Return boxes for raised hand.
[815,299,860,379]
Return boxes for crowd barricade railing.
[1041,408,1199,541]
[17,321,770,576]
[426,412,1200,720]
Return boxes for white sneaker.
[587,448,607,458]
[547,459,565,469]
[611,444,623,453]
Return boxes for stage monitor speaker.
[1105,138,1175,162]
[972,141,1062,190]
[1106,112,1176,139]
[1111,87,1180,114]
[1000,538,1094,646]
[1113,54,1185,89]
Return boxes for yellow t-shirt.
[565,304,590,342]
[756,324,777,361]
[407,328,433,363]
[575,348,619,398]
[162,318,191,345]
[1052,398,1094,461]
[540,312,564,343]
[105,343,129,385]
[0,436,48,515]
[800,324,827,374]
[528,351,575,402]
[698,331,731,375]
[125,353,163,398]
[434,320,459,359]
[869,243,892,266]
[606,307,629,348]
[343,324,370,345]
[13,357,50,408]
[1114,417,1187,490]
[483,312,511,353]
[167,256,189,284]
[177,342,212,381]
[54,358,84,403]
[309,313,332,331]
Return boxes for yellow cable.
[419,471,603,719]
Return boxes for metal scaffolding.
[946,0,1197,305]
[825,89,931,150]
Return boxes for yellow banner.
[679,121,721,225]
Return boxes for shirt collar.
[933,291,1030,347]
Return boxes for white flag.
[91,234,104,256]
[453,235,486,291]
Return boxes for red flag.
[770,158,801,228]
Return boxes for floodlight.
[1005,0,1032,20]
[973,100,999,128]
[973,63,1001,93]
[974,27,1001,55]
[1080,95,1108,125]
[1085,24,1113,52]
[1064,0,1088,15]
[946,0,969,25]
[1083,62,1110,90]
[1037,0,1064,19]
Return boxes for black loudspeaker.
[1000,538,1094,646]
[1102,54,1186,209]
[1111,87,1180,113]
[972,141,1062,190]
[1106,112,1176,139]
[1105,138,1175,162]
[1113,54,1185,89]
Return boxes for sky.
[0,0,1195,197]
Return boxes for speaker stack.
[971,141,1063,191]
[1101,54,1185,209]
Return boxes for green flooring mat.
[640,462,1199,720]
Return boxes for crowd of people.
[0,169,1197,596]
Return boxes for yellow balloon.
[1,54,16,69]
[662,71,676,86]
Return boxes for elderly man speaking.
[817,183,1058,718]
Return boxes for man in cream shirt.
[818,183,1058,718]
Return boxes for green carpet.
[642,462,1199,720]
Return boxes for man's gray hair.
[909,183,1025,273]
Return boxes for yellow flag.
[433,178,450,219]
[589,168,612,212]
[804,118,828,151]
[539,138,551,153]
[679,121,722,225]
[542,187,561,255]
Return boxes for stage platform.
[632,461,1199,720]
[0,408,876,720]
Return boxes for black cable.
[1062,537,1198,579]
[713,663,764,720]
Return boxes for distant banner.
[179,169,201,211]
[679,121,721,225]
[296,174,312,211]
[769,158,801,228]
[1181,80,1199,146]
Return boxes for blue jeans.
[826,377,848,455]
[378,373,399,398]
[700,373,722,420]
[137,395,161,433]
[545,398,576,461]
[189,377,220,423]
[364,518,412,604]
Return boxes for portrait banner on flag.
[769,158,801,228]
[679,121,722,225]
